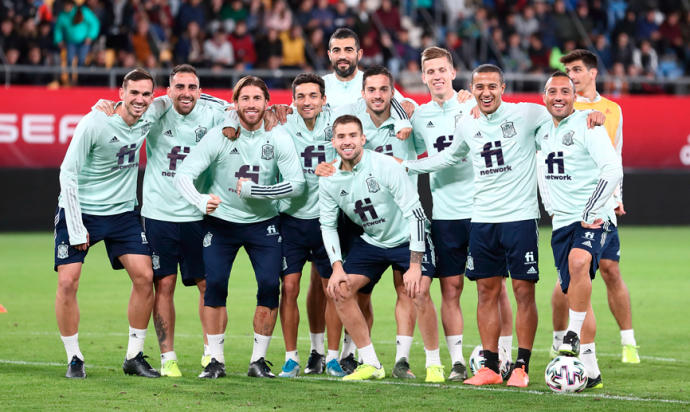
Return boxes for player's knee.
[413,290,432,309]
[154,275,176,296]
[257,278,280,309]
[441,282,462,301]
[476,281,500,303]
[57,274,80,296]
[281,277,300,301]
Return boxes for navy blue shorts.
[343,237,436,294]
[551,221,613,293]
[280,214,332,278]
[53,207,151,271]
[466,219,539,281]
[202,215,281,308]
[431,219,471,278]
[599,225,620,262]
[143,217,205,287]
[338,211,363,257]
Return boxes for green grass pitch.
[1,227,689,410]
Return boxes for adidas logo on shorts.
[526,266,537,275]
[582,240,593,247]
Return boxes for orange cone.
[0,304,7,313]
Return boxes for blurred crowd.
[1,0,688,91]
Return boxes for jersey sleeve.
[613,105,624,203]
[241,129,305,199]
[524,103,552,137]
[390,97,412,134]
[536,150,554,216]
[318,182,343,265]
[581,126,623,224]
[59,113,98,245]
[174,129,221,213]
[383,160,427,252]
[402,119,469,174]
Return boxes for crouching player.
[319,114,444,382]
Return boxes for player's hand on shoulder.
[266,105,292,130]
[315,159,337,177]
[586,110,606,128]
[457,89,472,103]
[401,100,415,119]
[223,126,239,141]
[206,194,221,214]
[396,127,412,141]
[92,99,116,116]
[470,105,481,119]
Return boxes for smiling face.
[543,75,575,123]
[332,121,365,163]
[293,82,325,122]
[471,71,505,115]
[328,37,362,79]
[119,78,154,121]
[362,74,393,116]
[421,56,456,101]
[167,71,200,115]
[235,85,268,129]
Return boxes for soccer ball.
[545,356,588,393]
[469,345,485,375]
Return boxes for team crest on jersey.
[501,121,516,138]
[455,112,463,128]
[195,126,208,142]
[152,253,160,270]
[388,125,396,137]
[366,176,380,193]
[562,130,575,146]
[324,126,333,141]
[140,232,148,244]
[57,243,69,259]
[261,144,274,160]
[203,232,213,247]
[140,122,152,136]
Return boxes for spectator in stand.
[54,0,100,67]
[245,0,264,33]
[144,0,174,40]
[333,1,354,29]
[636,9,660,42]
[593,34,613,70]
[632,39,658,77]
[1,18,19,52]
[229,20,256,70]
[294,0,315,29]
[175,0,206,36]
[659,11,683,55]
[552,0,577,46]
[528,33,551,73]
[533,0,557,48]
[306,27,328,71]
[17,16,39,57]
[605,61,629,96]
[280,25,306,69]
[515,5,539,48]
[588,0,608,35]
[37,20,59,65]
[265,0,292,33]
[612,10,637,41]
[575,2,594,39]
[174,20,205,66]
[359,29,384,67]
[612,32,635,69]
[255,27,283,69]
[505,32,530,73]
[226,0,249,25]
[204,28,234,70]
[353,1,373,37]
[36,0,55,24]
[375,0,401,34]
[310,0,335,37]
[131,18,159,68]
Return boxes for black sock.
[515,348,532,373]
[483,350,499,373]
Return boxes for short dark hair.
[560,49,598,70]
[471,64,504,85]
[291,73,325,98]
[329,27,360,50]
[233,75,270,102]
[169,64,198,86]
[362,65,394,90]
[332,114,363,135]
[122,68,155,89]
[544,71,575,92]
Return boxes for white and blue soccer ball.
[469,345,485,375]
[545,356,588,393]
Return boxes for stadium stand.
[0,0,688,91]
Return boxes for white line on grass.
[7,330,682,364]
[3,359,687,406]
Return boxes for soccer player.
[401,64,603,387]
[320,114,443,382]
[276,73,340,377]
[141,65,230,376]
[54,69,161,378]
[411,46,516,381]
[330,65,427,378]
[554,49,639,364]
[537,71,623,389]
[174,76,305,379]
